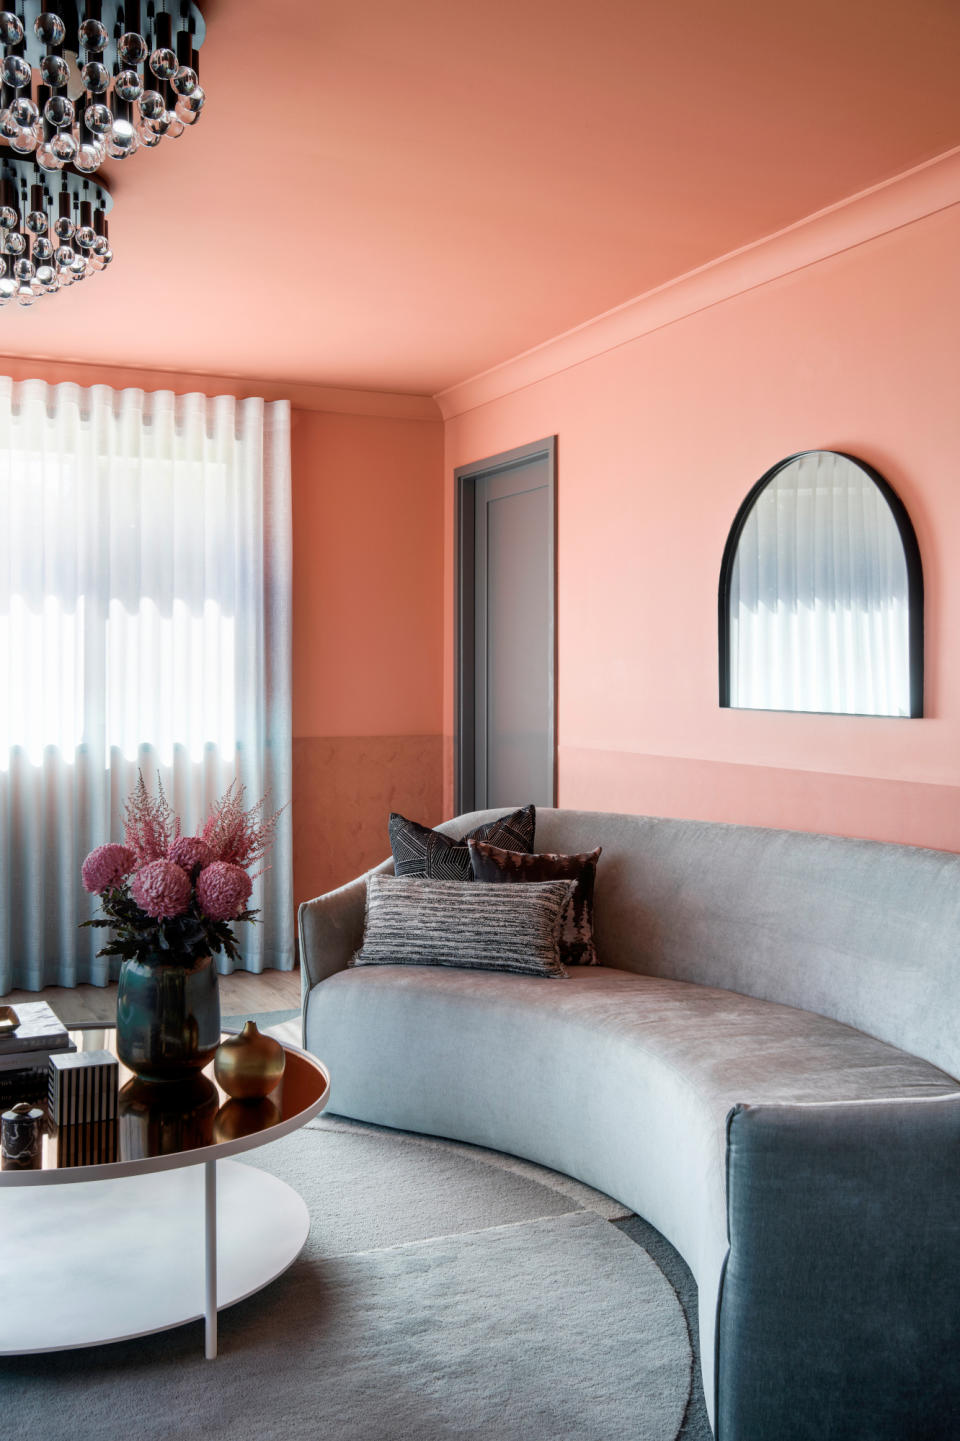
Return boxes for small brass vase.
[214,1021,285,1100]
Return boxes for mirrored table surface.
[0,1025,329,1186]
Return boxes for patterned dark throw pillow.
[353,874,572,978]
[388,805,536,882]
[468,840,603,965]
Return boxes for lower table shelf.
[0,1159,309,1355]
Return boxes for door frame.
[454,436,557,815]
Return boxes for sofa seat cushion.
[306,963,957,1268]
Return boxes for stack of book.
[0,1001,77,1106]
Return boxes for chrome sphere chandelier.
[0,2,207,170]
[0,2,207,306]
[0,153,112,304]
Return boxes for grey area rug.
[1,1114,706,1441]
[223,1007,300,1029]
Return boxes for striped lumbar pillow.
[353,875,574,978]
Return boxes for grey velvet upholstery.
[298,809,960,1439]
[721,1096,960,1440]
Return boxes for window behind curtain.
[0,380,293,993]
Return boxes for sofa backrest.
[436,808,960,1080]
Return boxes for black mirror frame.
[717,449,924,717]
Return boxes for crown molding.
[435,145,960,422]
[0,353,441,421]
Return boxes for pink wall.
[291,409,445,905]
[442,196,960,850]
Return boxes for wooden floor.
[1,966,301,1026]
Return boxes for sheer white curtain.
[0,378,293,992]
[729,451,911,716]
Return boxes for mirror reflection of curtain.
[728,452,912,716]
[0,379,293,992]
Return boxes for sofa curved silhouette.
[299,809,960,1441]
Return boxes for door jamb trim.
[454,436,557,816]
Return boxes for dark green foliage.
[81,886,259,965]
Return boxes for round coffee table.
[0,1026,328,1359]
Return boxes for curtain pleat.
[0,378,293,992]
[728,452,910,716]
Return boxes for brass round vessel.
[214,1021,286,1100]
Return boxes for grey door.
[456,439,556,812]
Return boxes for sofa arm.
[717,1093,960,1441]
[298,858,394,998]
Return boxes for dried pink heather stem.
[122,772,176,866]
[200,780,285,868]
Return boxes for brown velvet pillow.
[468,840,602,965]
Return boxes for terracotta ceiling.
[3,0,959,396]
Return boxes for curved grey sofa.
[299,809,960,1441]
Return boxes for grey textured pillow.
[353,875,573,979]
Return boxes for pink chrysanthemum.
[130,860,192,920]
[81,843,136,895]
[168,835,215,878]
[196,861,253,922]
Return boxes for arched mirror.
[719,450,923,717]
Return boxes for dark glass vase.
[116,952,221,1082]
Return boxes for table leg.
[204,1159,217,1359]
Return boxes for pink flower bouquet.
[81,775,283,965]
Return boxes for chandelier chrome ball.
[11,94,37,126]
[79,60,108,93]
[117,29,146,66]
[33,9,63,45]
[43,92,73,126]
[0,12,22,44]
[38,51,67,85]
[77,15,105,50]
[0,154,112,306]
[137,88,163,121]
[0,2,207,174]
[2,52,30,87]
[114,68,142,103]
